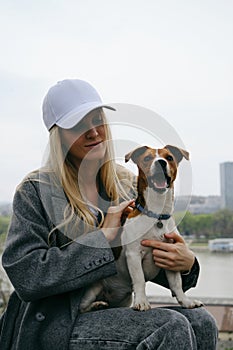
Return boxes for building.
[220,162,233,210]
[174,195,221,214]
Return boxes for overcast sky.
[0,0,233,202]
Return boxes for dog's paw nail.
[180,299,204,309]
[133,302,151,311]
[193,300,204,308]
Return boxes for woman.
[0,79,217,349]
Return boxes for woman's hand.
[102,199,135,242]
[141,232,195,272]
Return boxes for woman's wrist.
[181,253,195,274]
[101,228,117,242]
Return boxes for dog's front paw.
[133,299,151,311]
[189,299,204,308]
[179,298,203,309]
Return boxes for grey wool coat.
[0,169,199,350]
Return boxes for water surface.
[146,250,233,299]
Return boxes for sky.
[0,0,233,202]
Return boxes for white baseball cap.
[42,79,115,131]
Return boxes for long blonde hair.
[44,110,131,234]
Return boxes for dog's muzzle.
[149,159,171,193]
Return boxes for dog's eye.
[144,155,153,162]
[166,155,174,161]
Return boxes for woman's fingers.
[108,199,135,214]
[102,199,135,242]
[164,231,185,244]
[141,234,195,272]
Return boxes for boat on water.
[208,238,233,252]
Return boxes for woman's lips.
[84,141,103,148]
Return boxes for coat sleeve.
[2,179,117,302]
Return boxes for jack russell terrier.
[79,145,202,313]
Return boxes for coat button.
[35,312,45,322]
[94,258,102,266]
[84,262,93,270]
[103,255,111,262]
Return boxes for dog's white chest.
[122,214,175,246]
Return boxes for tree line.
[177,209,233,240]
[0,216,10,237]
[1,210,233,242]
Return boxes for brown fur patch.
[127,208,141,219]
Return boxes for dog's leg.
[165,270,203,308]
[125,247,151,311]
[79,281,108,313]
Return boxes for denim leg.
[167,306,218,350]
[69,307,199,350]
[136,310,197,350]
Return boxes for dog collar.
[135,202,171,229]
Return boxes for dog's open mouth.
[149,171,171,192]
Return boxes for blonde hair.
[44,110,131,235]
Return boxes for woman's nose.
[86,126,99,139]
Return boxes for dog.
[122,144,203,310]
[79,145,202,313]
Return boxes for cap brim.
[55,102,116,129]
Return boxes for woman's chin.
[84,144,107,161]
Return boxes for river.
[146,250,233,299]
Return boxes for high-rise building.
[220,162,233,210]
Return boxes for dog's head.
[125,145,189,193]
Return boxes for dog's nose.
[157,159,167,169]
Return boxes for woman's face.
[60,109,107,166]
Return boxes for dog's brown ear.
[164,145,189,163]
[125,146,149,163]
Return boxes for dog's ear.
[164,145,189,163]
[125,146,149,164]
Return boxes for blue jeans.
[69,306,218,350]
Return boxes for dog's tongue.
[154,179,167,189]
